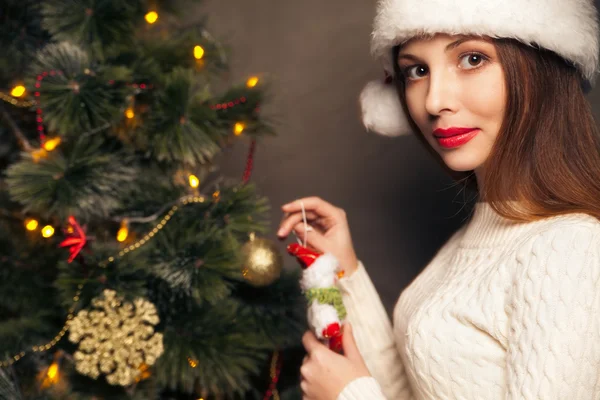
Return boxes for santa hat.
[360,0,600,137]
[287,243,338,271]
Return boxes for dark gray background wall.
[191,0,600,315]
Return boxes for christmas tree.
[0,1,306,399]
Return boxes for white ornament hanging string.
[292,200,313,247]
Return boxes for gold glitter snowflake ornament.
[67,289,164,386]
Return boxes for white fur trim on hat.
[372,0,599,83]
[359,80,412,137]
[361,0,599,137]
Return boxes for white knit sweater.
[336,201,600,400]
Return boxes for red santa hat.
[286,243,320,269]
[287,243,339,272]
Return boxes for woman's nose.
[424,68,458,117]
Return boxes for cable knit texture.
[335,201,600,400]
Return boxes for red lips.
[433,127,478,137]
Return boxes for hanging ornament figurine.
[286,202,346,354]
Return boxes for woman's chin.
[441,155,484,172]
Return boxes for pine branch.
[0,367,22,400]
[5,135,139,220]
[0,104,32,152]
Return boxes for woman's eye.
[459,53,487,69]
[404,65,428,80]
[401,53,488,80]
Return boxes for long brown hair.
[392,36,600,222]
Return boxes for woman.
[278,0,600,399]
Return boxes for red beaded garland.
[242,139,256,184]
[263,350,283,400]
[34,70,63,142]
[209,96,247,110]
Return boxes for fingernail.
[277,229,284,236]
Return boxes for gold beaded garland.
[0,91,35,108]
[0,282,84,367]
[270,350,280,400]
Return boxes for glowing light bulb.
[246,76,259,88]
[25,219,39,231]
[125,107,135,119]
[31,148,48,163]
[188,357,198,367]
[145,11,158,24]
[47,362,59,380]
[135,363,151,382]
[117,220,129,242]
[42,225,55,238]
[233,122,245,136]
[43,137,61,151]
[40,361,60,388]
[11,85,26,97]
[193,45,205,60]
[188,174,200,188]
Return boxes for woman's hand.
[278,197,359,274]
[300,323,371,400]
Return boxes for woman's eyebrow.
[398,37,477,61]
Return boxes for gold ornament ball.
[241,237,283,287]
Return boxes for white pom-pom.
[359,80,412,137]
[300,253,339,290]
[307,301,340,339]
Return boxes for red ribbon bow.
[59,216,87,263]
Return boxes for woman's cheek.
[462,65,505,121]
[405,87,428,132]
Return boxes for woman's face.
[397,34,506,173]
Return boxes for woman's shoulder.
[530,211,600,236]
[515,211,600,259]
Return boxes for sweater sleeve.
[335,260,413,400]
[506,224,600,399]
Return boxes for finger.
[300,379,309,395]
[300,380,310,398]
[281,197,342,220]
[292,222,329,253]
[277,211,321,237]
[300,378,317,400]
[280,210,320,225]
[300,363,311,381]
[302,330,326,355]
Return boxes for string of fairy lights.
[0,196,216,369]
[5,70,259,240]
[0,8,283,399]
